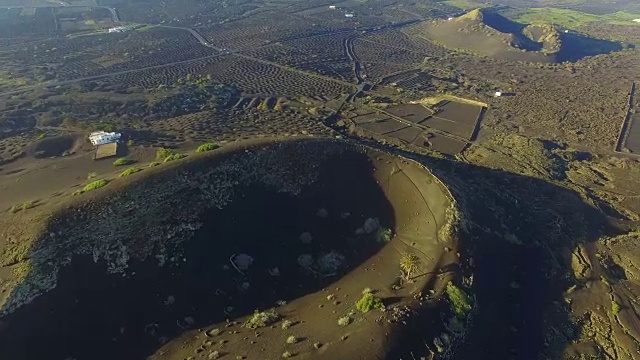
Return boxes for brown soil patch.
[0,138,459,360]
[31,134,83,158]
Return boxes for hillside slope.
[414,8,622,62]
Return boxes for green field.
[443,0,486,10]
[514,8,640,28]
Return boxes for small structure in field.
[94,142,119,160]
[633,19,640,23]
[345,13,354,18]
[494,91,502,97]
[108,26,131,33]
[329,5,336,9]
[89,131,121,146]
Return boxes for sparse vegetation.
[87,172,97,180]
[119,167,143,177]
[286,335,298,344]
[21,201,35,210]
[156,148,174,159]
[196,143,220,153]
[446,282,473,318]
[375,228,393,243]
[612,300,621,315]
[282,351,293,358]
[400,253,420,281]
[281,320,293,330]
[245,309,280,329]
[113,158,133,166]
[75,179,109,195]
[355,293,385,313]
[164,153,187,162]
[12,260,31,281]
[148,162,160,167]
[1,241,30,266]
[338,316,351,326]
[127,139,135,147]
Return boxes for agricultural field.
[0,27,218,85]
[508,7,640,29]
[244,33,356,82]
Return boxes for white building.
[633,19,640,23]
[494,91,502,97]
[108,26,131,33]
[89,131,121,146]
[345,13,354,18]
[329,5,336,9]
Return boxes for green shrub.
[282,351,293,358]
[244,309,279,329]
[9,205,21,213]
[76,179,109,195]
[196,143,219,153]
[87,172,97,180]
[281,320,293,330]
[119,167,142,177]
[375,227,393,243]
[127,139,135,147]
[156,148,174,159]
[113,158,133,166]
[612,300,621,315]
[21,201,35,210]
[446,282,473,318]
[148,162,160,168]
[286,335,298,344]
[164,153,187,162]
[355,293,385,313]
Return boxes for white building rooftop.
[89,131,121,146]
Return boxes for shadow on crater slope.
[0,139,454,360]
[380,145,620,359]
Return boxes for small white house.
[89,131,121,146]
[329,5,336,9]
[345,13,354,18]
[108,26,131,33]
[494,91,502,97]
[633,19,640,23]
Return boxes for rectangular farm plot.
[425,101,483,140]
[385,104,433,124]
[420,116,471,139]
[359,118,408,134]
[436,101,482,126]
[385,126,424,143]
[411,133,467,155]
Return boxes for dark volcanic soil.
[0,147,396,360]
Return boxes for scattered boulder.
[317,251,345,274]
[299,232,313,244]
[297,254,313,268]
[232,254,254,271]
[316,208,328,218]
